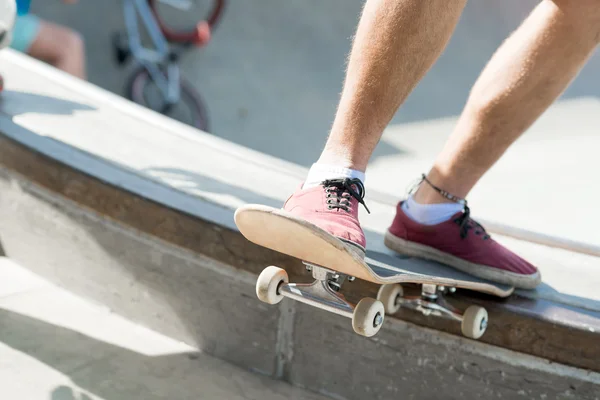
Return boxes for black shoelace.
[454,205,490,240]
[322,178,370,214]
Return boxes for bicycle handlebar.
[147,0,225,46]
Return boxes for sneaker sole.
[235,205,376,281]
[384,230,541,290]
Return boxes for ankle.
[304,163,366,190]
[317,146,367,172]
[412,184,455,205]
[412,172,471,206]
[401,195,463,226]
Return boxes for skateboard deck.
[235,204,513,296]
[235,204,513,338]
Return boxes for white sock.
[401,195,463,225]
[303,163,365,189]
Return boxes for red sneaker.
[283,178,368,257]
[385,202,541,289]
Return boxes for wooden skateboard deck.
[234,204,514,297]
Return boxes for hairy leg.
[417,0,600,203]
[318,0,468,171]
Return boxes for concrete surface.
[3,174,600,400]
[290,301,600,400]
[0,163,282,376]
[26,0,600,249]
[0,257,329,400]
[3,173,599,399]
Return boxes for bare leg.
[318,0,468,171]
[416,0,600,204]
[27,20,86,80]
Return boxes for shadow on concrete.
[0,307,292,400]
[141,166,284,209]
[0,90,96,117]
[519,283,600,317]
[51,386,94,400]
[0,308,194,400]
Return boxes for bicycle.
[113,0,225,131]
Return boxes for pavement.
[0,257,328,400]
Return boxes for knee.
[48,27,84,65]
[60,29,85,59]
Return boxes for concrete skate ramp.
[1,51,600,399]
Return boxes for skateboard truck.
[256,264,385,337]
[256,265,488,339]
[377,283,488,339]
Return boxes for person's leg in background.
[10,14,86,79]
[387,0,600,288]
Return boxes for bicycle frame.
[121,0,182,105]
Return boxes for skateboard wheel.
[377,284,403,314]
[256,266,289,305]
[461,305,488,339]
[352,298,385,337]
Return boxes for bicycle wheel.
[126,65,210,132]
[149,0,225,44]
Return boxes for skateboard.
[234,204,514,339]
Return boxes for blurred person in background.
[10,0,86,79]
